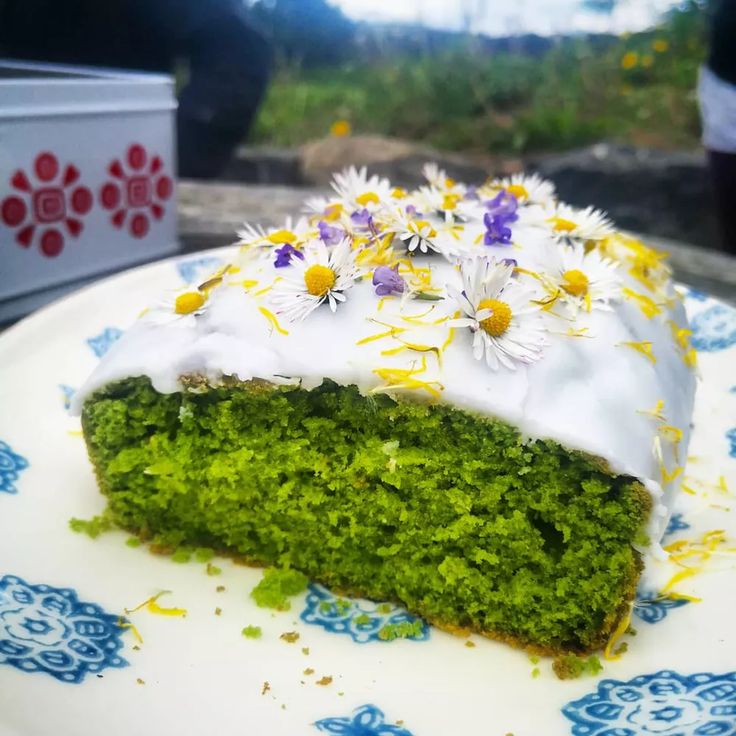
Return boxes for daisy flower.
[540,243,622,315]
[380,206,441,254]
[271,238,362,322]
[422,162,465,196]
[547,204,614,244]
[145,288,209,328]
[447,259,547,370]
[331,166,393,211]
[481,173,557,207]
[237,216,315,252]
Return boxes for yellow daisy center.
[562,269,590,297]
[304,264,336,297]
[324,204,343,222]
[175,291,206,315]
[267,229,297,245]
[553,217,578,233]
[392,187,407,199]
[478,298,512,337]
[356,192,380,207]
[506,184,528,200]
[442,194,461,211]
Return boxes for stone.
[528,143,718,248]
[299,134,501,187]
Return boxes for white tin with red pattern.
[0,59,178,322]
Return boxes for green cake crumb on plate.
[251,568,309,611]
[241,625,263,639]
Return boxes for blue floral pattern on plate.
[59,385,76,411]
[0,575,128,683]
[314,704,413,735]
[664,513,690,539]
[301,584,429,643]
[690,304,736,352]
[682,287,709,303]
[0,441,29,495]
[563,670,736,736]
[176,256,223,284]
[86,328,123,358]
[726,428,736,459]
[633,592,690,624]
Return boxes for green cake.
[74,167,696,656]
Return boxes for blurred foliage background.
[245,0,711,154]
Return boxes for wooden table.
[178,181,736,303]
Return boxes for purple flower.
[501,258,518,270]
[373,265,405,296]
[318,220,344,246]
[465,185,479,200]
[405,204,424,218]
[351,208,374,229]
[485,191,519,222]
[484,212,513,246]
[273,243,305,268]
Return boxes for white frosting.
[73,173,697,568]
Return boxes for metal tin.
[0,60,179,322]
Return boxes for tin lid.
[0,59,176,119]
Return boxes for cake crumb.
[251,568,308,612]
[281,704,286,710]
[378,620,424,641]
[242,626,262,639]
[316,676,333,686]
[464,640,476,648]
[301,647,310,655]
[132,645,141,651]
[337,691,344,697]
[171,548,192,564]
[206,562,222,576]
[261,681,271,695]
[216,585,226,592]
[553,654,603,680]
[280,631,300,643]
[136,678,145,685]
[303,667,315,675]
[214,607,222,616]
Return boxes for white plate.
[1,248,735,736]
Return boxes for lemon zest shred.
[618,341,656,363]
[125,591,187,617]
[622,287,663,318]
[117,618,143,644]
[683,349,698,369]
[603,606,632,661]
[356,327,405,346]
[637,399,666,422]
[442,327,456,351]
[258,307,289,336]
[717,475,731,495]
[659,423,683,439]
[253,283,275,297]
[381,340,443,366]
[680,482,697,496]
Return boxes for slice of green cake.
[73,167,696,656]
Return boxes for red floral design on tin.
[1,152,93,257]
[100,144,173,239]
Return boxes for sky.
[329,0,682,36]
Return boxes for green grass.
[81,377,649,654]
[251,7,707,155]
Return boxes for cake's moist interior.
[82,377,650,654]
